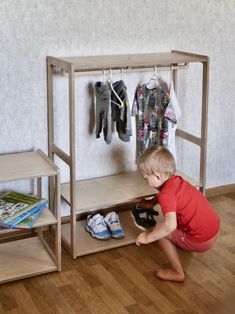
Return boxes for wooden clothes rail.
[47,50,209,259]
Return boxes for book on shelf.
[0,191,47,228]
[13,202,46,229]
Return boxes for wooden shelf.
[61,170,199,214]
[61,210,140,256]
[48,51,208,72]
[0,208,57,235]
[0,237,57,284]
[61,171,155,213]
[32,207,57,227]
[0,149,57,182]
[0,149,61,281]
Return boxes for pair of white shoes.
[85,211,125,240]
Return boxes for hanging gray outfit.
[95,82,112,144]
[111,80,132,142]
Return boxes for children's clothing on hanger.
[111,80,132,142]
[163,80,181,159]
[95,82,112,144]
[95,80,132,144]
[132,78,181,157]
[132,84,170,153]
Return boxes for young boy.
[136,146,220,282]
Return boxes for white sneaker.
[85,214,111,240]
[104,212,125,238]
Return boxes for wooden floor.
[0,193,235,314]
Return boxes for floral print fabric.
[132,83,178,154]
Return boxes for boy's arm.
[136,212,177,245]
[138,194,159,209]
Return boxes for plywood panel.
[61,210,140,256]
[0,150,57,182]
[50,52,207,71]
[61,170,199,213]
[0,237,57,284]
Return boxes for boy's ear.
[153,172,161,180]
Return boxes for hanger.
[107,68,124,108]
[168,64,176,91]
[102,69,106,82]
[120,68,124,80]
[170,65,174,82]
[146,65,158,88]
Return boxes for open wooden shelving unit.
[47,51,209,259]
[0,149,61,284]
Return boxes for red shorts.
[171,229,218,252]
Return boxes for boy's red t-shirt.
[157,176,220,242]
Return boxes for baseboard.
[205,184,235,198]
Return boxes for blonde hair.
[138,146,176,177]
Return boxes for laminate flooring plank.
[95,285,130,314]
[144,269,193,312]
[125,302,163,314]
[73,259,103,289]
[37,283,75,314]
[116,244,162,274]
[0,285,18,312]
[23,277,76,314]
[114,257,177,313]
[58,284,91,314]
[91,263,136,307]
[28,271,91,313]
[22,278,57,313]
[185,274,234,314]
[193,250,235,287]
[61,269,113,314]
[202,279,235,314]
[95,255,155,307]
[134,244,233,314]
[6,283,40,314]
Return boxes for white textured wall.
[0,0,235,195]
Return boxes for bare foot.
[155,268,185,282]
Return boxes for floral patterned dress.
[132,83,173,153]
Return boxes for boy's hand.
[136,232,148,246]
[138,198,154,209]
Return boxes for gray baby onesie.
[95,82,112,144]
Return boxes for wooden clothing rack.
[47,50,209,259]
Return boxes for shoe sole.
[85,224,111,240]
[130,212,147,232]
[111,233,125,239]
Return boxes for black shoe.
[131,205,159,231]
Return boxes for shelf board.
[0,208,57,234]
[32,207,57,228]
[49,51,207,72]
[0,150,57,182]
[61,170,199,213]
[61,171,156,213]
[0,237,57,284]
[61,210,140,257]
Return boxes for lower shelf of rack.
[61,170,199,214]
[0,237,58,284]
[61,171,156,214]
[61,210,140,257]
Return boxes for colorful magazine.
[0,192,47,228]
[13,202,46,229]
